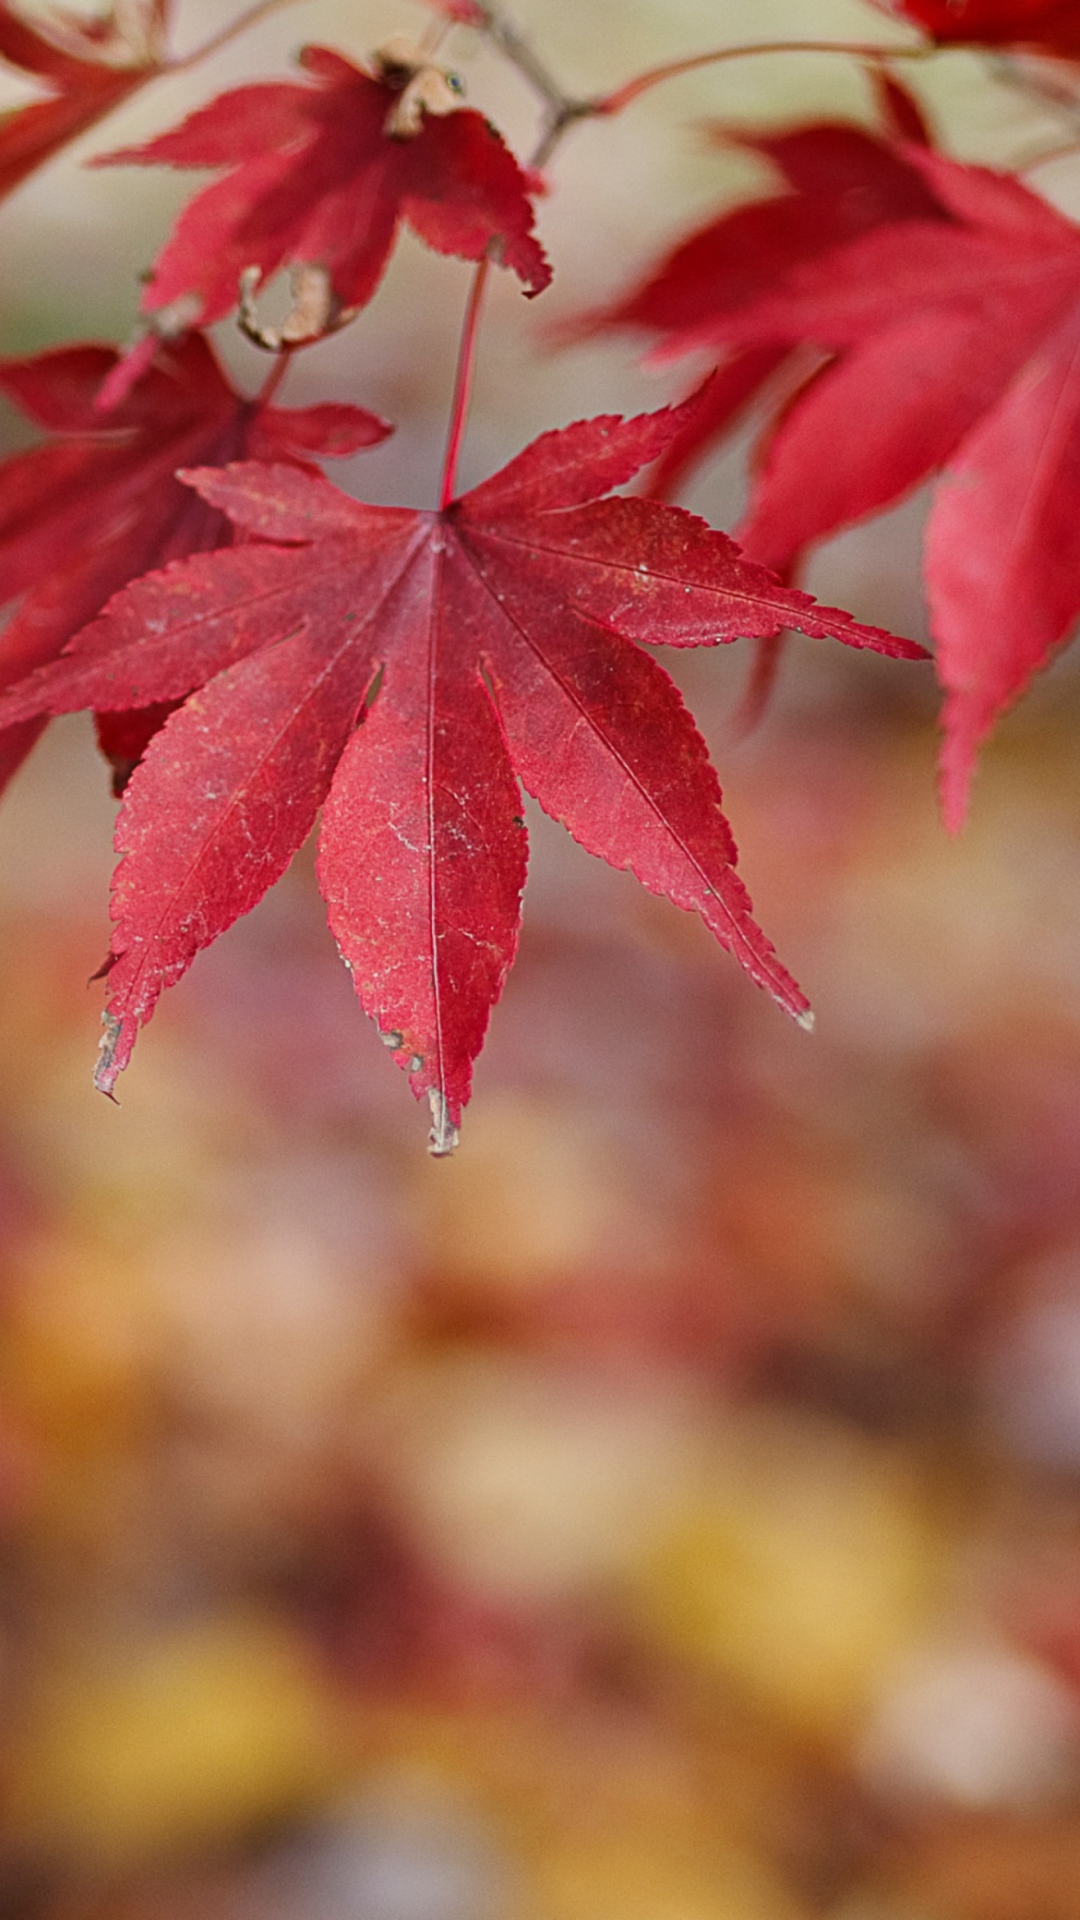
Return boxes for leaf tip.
[427,1088,460,1157]
[94,1010,124,1099]
[940,783,970,837]
[938,705,976,835]
[794,1006,816,1034]
[94,333,157,413]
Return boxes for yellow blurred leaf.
[631,1412,941,1740]
[529,1832,806,1920]
[8,1612,345,1865]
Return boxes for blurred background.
[2,2,1080,1916]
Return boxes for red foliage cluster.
[0,1,1075,1143]
[0,410,918,1142]
[593,90,1080,827]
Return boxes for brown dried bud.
[238,265,358,352]
[373,36,466,139]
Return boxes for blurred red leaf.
[873,0,1080,58]
[582,109,947,723]
[0,410,920,1146]
[590,119,943,354]
[0,333,389,793]
[0,0,168,201]
[97,44,550,335]
[668,149,1080,827]
[593,110,1080,824]
[428,0,488,21]
[583,115,949,504]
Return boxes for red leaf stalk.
[597,39,936,117]
[440,255,492,509]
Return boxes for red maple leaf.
[0,331,389,793]
[0,0,168,201]
[96,44,550,337]
[0,410,922,1150]
[873,0,1080,58]
[645,146,1080,827]
[580,109,949,505]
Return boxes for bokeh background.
[2,2,1080,1916]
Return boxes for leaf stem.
[255,354,290,406]
[168,0,311,72]
[421,17,454,58]
[596,39,936,116]
[439,255,491,510]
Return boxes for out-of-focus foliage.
[0,655,1079,1917]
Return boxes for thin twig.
[463,0,574,116]
[421,17,454,59]
[1020,131,1080,170]
[596,38,936,117]
[168,0,313,72]
[528,98,595,170]
[989,49,1080,126]
[457,11,939,174]
[986,51,1080,172]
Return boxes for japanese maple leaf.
[0,1,168,201]
[655,146,1080,827]
[580,107,949,504]
[0,331,389,793]
[96,44,550,337]
[0,409,922,1151]
[873,0,1080,58]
